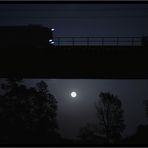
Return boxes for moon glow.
[71,92,77,98]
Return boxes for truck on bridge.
[0,25,54,48]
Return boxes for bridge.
[53,36,142,46]
[0,36,148,79]
[0,44,148,79]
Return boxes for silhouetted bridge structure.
[0,25,148,79]
[0,45,148,79]
[0,36,148,79]
[53,36,142,46]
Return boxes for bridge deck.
[0,45,148,78]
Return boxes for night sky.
[0,4,148,37]
[0,3,148,140]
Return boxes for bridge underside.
[0,46,148,79]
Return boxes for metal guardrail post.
[117,37,119,46]
[72,37,74,46]
[87,37,89,46]
[131,37,134,46]
[102,37,104,46]
[58,37,60,46]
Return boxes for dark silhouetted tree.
[144,100,148,117]
[32,80,59,141]
[78,123,98,144]
[0,79,59,144]
[96,92,125,144]
[123,124,148,144]
[125,99,148,144]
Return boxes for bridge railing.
[53,37,142,46]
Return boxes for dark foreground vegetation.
[0,79,148,145]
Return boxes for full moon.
[71,92,77,98]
